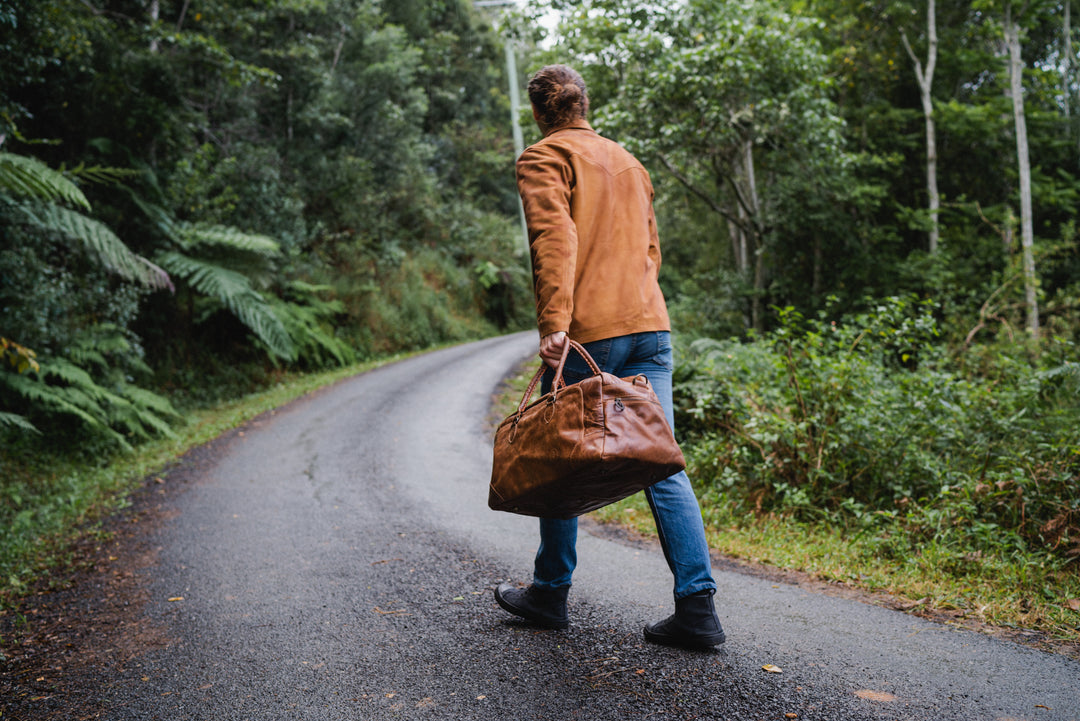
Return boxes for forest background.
[1,0,1077,645]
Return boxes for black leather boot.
[494,583,570,629]
[644,589,726,648]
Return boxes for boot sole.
[643,625,726,648]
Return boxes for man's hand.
[539,331,568,368]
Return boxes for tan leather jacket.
[516,119,671,344]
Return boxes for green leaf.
[178,223,282,257]
[0,411,40,434]
[156,251,295,360]
[18,202,173,290]
[0,152,90,209]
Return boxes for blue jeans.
[532,331,716,600]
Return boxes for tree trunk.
[743,138,764,332]
[1067,1,1073,121]
[812,235,822,299]
[1067,1,1079,160]
[900,0,939,254]
[148,0,160,52]
[1005,5,1039,335]
[177,0,191,30]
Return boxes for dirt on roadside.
[0,432,235,720]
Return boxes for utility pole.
[475,0,531,259]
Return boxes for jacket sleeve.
[516,143,576,338]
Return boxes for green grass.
[0,351,415,608]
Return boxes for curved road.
[63,334,1080,719]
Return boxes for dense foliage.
[673,300,1079,564]
[1,0,532,450]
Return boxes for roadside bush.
[676,296,1080,564]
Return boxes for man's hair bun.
[529,65,589,129]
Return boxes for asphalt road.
[29,332,1080,720]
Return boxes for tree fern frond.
[289,280,336,295]
[109,394,177,439]
[128,192,180,240]
[23,203,174,290]
[72,323,134,355]
[121,385,181,419]
[271,296,356,368]
[157,251,295,360]
[65,163,142,186]
[1038,362,1080,397]
[1,344,176,447]
[178,223,282,257]
[0,371,108,430]
[40,358,114,407]
[0,411,40,433]
[67,347,109,373]
[0,152,90,208]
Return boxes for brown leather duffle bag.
[489,339,686,519]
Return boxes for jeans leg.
[533,518,577,589]
[620,333,716,599]
[644,472,715,598]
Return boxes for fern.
[178,223,282,257]
[121,385,181,420]
[1,353,179,448]
[0,411,40,433]
[157,251,295,360]
[18,202,173,290]
[0,371,114,435]
[65,163,142,186]
[0,152,90,209]
[271,297,356,369]
[1038,362,1080,397]
[271,280,356,368]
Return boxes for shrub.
[675,297,1080,562]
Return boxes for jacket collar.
[543,118,595,137]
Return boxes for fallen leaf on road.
[477,695,487,700]
[854,690,898,702]
[1036,705,1052,710]
[374,606,409,615]
[785,714,798,719]
[167,597,184,602]
[762,664,783,674]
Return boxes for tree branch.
[176,0,192,31]
[656,152,747,232]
